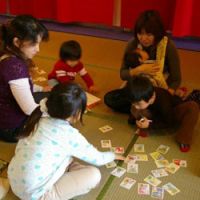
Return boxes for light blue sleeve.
[67,129,115,166]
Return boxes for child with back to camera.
[8,83,124,200]
[48,40,98,93]
[127,75,199,153]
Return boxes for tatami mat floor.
[1,31,200,200]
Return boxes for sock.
[180,144,190,152]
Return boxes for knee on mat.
[88,166,101,187]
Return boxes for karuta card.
[99,125,113,133]
[144,175,161,187]
[150,152,165,161]
[156,145,170,154]
[165,163,180,174]
[134,144,145,152]
[124,154,137,164]
[127,163,138,174]
[111,147,124,154]
[163,182,180,196]
[105,161,117,168]
[151,186,164,199]
[173,159,187,167]
[101,140,112,148]
[151,169,168,178]
[155,160,169,168]
[134,154,148,161]
[120,177,136,190]
[138,183,150,195]
[111,167,126,178]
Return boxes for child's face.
[15,35,42,59]
[66,60,79,67]
[132,92,156,110]
[137,29,155,47]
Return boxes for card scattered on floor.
[105,161,117,168]
[111,167,126,178]
[120,177,136,190]
[134,144,145,152]
[138,183,150,195]
[101,140,112,148]
[144,175,161,187]
[111,147,124,154]
[151,186,164,199]
[99,125,113,133]
[86,92,101,109]
[163,182,180,195]
[156,145,170,154]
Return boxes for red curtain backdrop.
[121,0,175,31]
[0,0,7,14]
[172,0,200,37]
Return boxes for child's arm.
[68,129,123,166]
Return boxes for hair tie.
[39,98,49,117]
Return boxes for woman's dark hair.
[0,15,49,65]
[134,10,165,45]
[59,40,81,61]
[19,83,87,138]
[127,75,154,103]
[124,48,141,68]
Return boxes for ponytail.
[18,106,42,139]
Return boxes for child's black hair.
[59,40,82,61]
[127,75,154,103]
[124,48,141,68]
[19,83,87,138]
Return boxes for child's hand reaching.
[115,154,125,161]
[88,85,99,94]
[136,117,152,129]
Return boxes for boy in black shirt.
[127,75,199,152]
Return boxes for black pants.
[0,92,49,143]
[104,88,131,114]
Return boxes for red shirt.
[48,60,94,88]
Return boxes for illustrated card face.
[173,159,187,167]
[127,163,138,174]
[134,144,145,152]
[124,154,138,164]
[111,167,126,178]
[150,152,165,161]
[111,147,124,154]
[163,182,180,196]
[101,140,112,148]
[144,175,161,187]
[105,161,117,168]
[99,125,113,133]
[151,186,164,199]
[151,169,168,178]
[120,177,136,190]
[155,160,169,168]
[134,154,148,161]
[165,163,180,174]
[156,145,170,154]
[138,183,150,195]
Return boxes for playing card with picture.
[100,140,112,148]
[99,125,113,133]
[127,162,138,174]
[156,145,170,154]
[120,177,136,190]
[144,175,161,187]
[111,167,126,178]
[105,161,117,168]
[163,182,180,196]
[134,154,148,161]
[151,169,168,178]
[165,163,180,174]
[151,186,164,199]
[138,183,150,195]
[111,147,124,154]
[134,144,145,152]
[155,160,169,168]
[173,159,187,167]
[124,154,137,164]
[150,152,165,161]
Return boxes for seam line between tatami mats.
[96,134,139,200]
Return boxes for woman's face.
[137,29,155,47]
[15,35,42,59]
